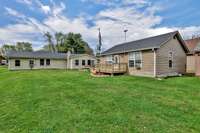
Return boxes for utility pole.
[96,28,102,56]
[124,29,128,42]
[96,28,102,63]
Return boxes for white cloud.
[5,7,25,18]
[41,5,51,14]
[35,0,51,14]
[1,1,200,51]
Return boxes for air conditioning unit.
[135,65,141,70]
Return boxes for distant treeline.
[0,32,94,55]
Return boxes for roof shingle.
[5,51,68,59]
[101,31,186,55]
[185,37,200,54]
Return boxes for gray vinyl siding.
[128,50,155,77]
[100,50,155,77]
[156,37,186,76]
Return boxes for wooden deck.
[96,63,127,74]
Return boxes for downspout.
[153,48,157,77]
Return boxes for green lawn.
[0,67,200,133]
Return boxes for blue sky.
[0,0,200,50]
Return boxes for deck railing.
[96,63,127,74]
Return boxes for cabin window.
[88,60,91,66]
[135,52,142,68]
[75,60,79,66]
[40,59,44,66]
[129,52,142,68]
[29,60,34,68]
[15,60,20,67]
[29,60,34,65]
[82,60,86,66]
[46,59,50,66]
[106,55,113,64]
[169,52,173,68]
[91,60,95,67]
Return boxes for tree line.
[43,32,93,55]
[1,42,33,53]
[0,32,94,55]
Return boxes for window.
[114,56,119,64]
[106,55,113,64]
[129,52,142,68]
[88,60,91,66]
[169,52,173,68]
[40,59,44,66]
[29,60,34,65]
[82,60,85,66]
[75,60,79,66]
[91,60,95,67]
[135,52,142,68]
[29,60,34,69]
[15,60,20,67]
[46,59,50,66]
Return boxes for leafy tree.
[16,42,33,52]
[1,44,16,54]
[1,42,33,54]
[44,32,56,52]
[43,32,94,55]
[55,32,65,52]
[84,43,94,55]
[64,33,85,54]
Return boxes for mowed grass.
[0,67,200,133]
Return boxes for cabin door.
[196,54,200,76]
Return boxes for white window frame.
[128,51,142,68]
[106,55,113,64]
[168,51,173,69]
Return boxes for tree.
[44,32,56,52]
[84,43,94,55]
[1,44,16,54]
[16,42,33,52]
[1,42,33,54]
[42,32,94,55]
[55,32,65,52]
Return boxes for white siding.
[8,59,67,70]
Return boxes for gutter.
[101,47,159,56]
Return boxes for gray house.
[5,51,96,70]
[98,31,189,77]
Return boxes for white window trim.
[114,55,119,64]
[106,55,113,64]
[128,51,142,68]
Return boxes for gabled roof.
[185,37,200,54]
[194,42,200,52]
[5,51,68,59]
[101,31,188,55]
